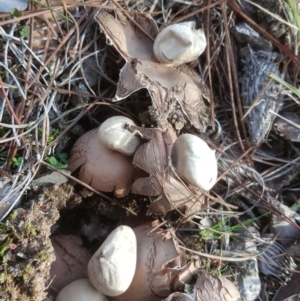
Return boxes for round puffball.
[50,235,91,292]
[153,21,207,66]
[56,278,108,301]
[68,128,136,198]
[98,116,142,156]
[88,225,137,296]
[171,134,217,191]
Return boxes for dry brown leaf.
[152,259,199,297]
[94,10,210,131]
[195,270,242,301]
[163,270,242,301]
[128,124,205,218]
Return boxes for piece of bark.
[231,227,261,301]
[240,0,286,38]
[240,49,283,145]
[271,204,300,248]
[231,22,273,51]
[274,112,300,142]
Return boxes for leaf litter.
[1,1,300,301]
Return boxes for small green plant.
[20,25,30,39]
[209,264,228,276]
[48,128,60,142]
[0,128,7,137]
[200,212,270,240]
[10,8,23,17]
[0,237,13,257]
[48,153,68,169]
[38,129,43,139]
[0,273,5,284]
[12,157,23,168]
[30,0,73,22]
[24,223,37,237]
[22,264,32,281]
[148,196,157,203]
[290,202,300,211]
[286,0,300,39]
[57,152,68,164]
[268,72,300,98]
[126,206,134,216]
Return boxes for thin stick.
[170,0,226,24]
[216,146,254,183]
[41,160,138,216]
[0,77,20,125]
[204,0,215,130]
[241,78,274,120]
[26,7,92,91]
[222,3,244,151]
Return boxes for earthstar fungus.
[171,134,217,191]
[50,235,91,293]
[98,116,142,156]
[153,22,207,66]
[68,127,137,198]
[88,225,137,296]
[110,221,197,301]
[127,124,206,218]
[56,278,108,301]
[94,10,210,131]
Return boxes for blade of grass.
[30,0,73,23]
[287,0,300,38]
[267,72,300,98]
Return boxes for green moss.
[9,210,18,220]
[0,237,12,257]
[22,264,31,282]
[24,223,37,237]
[37,248,50,262]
